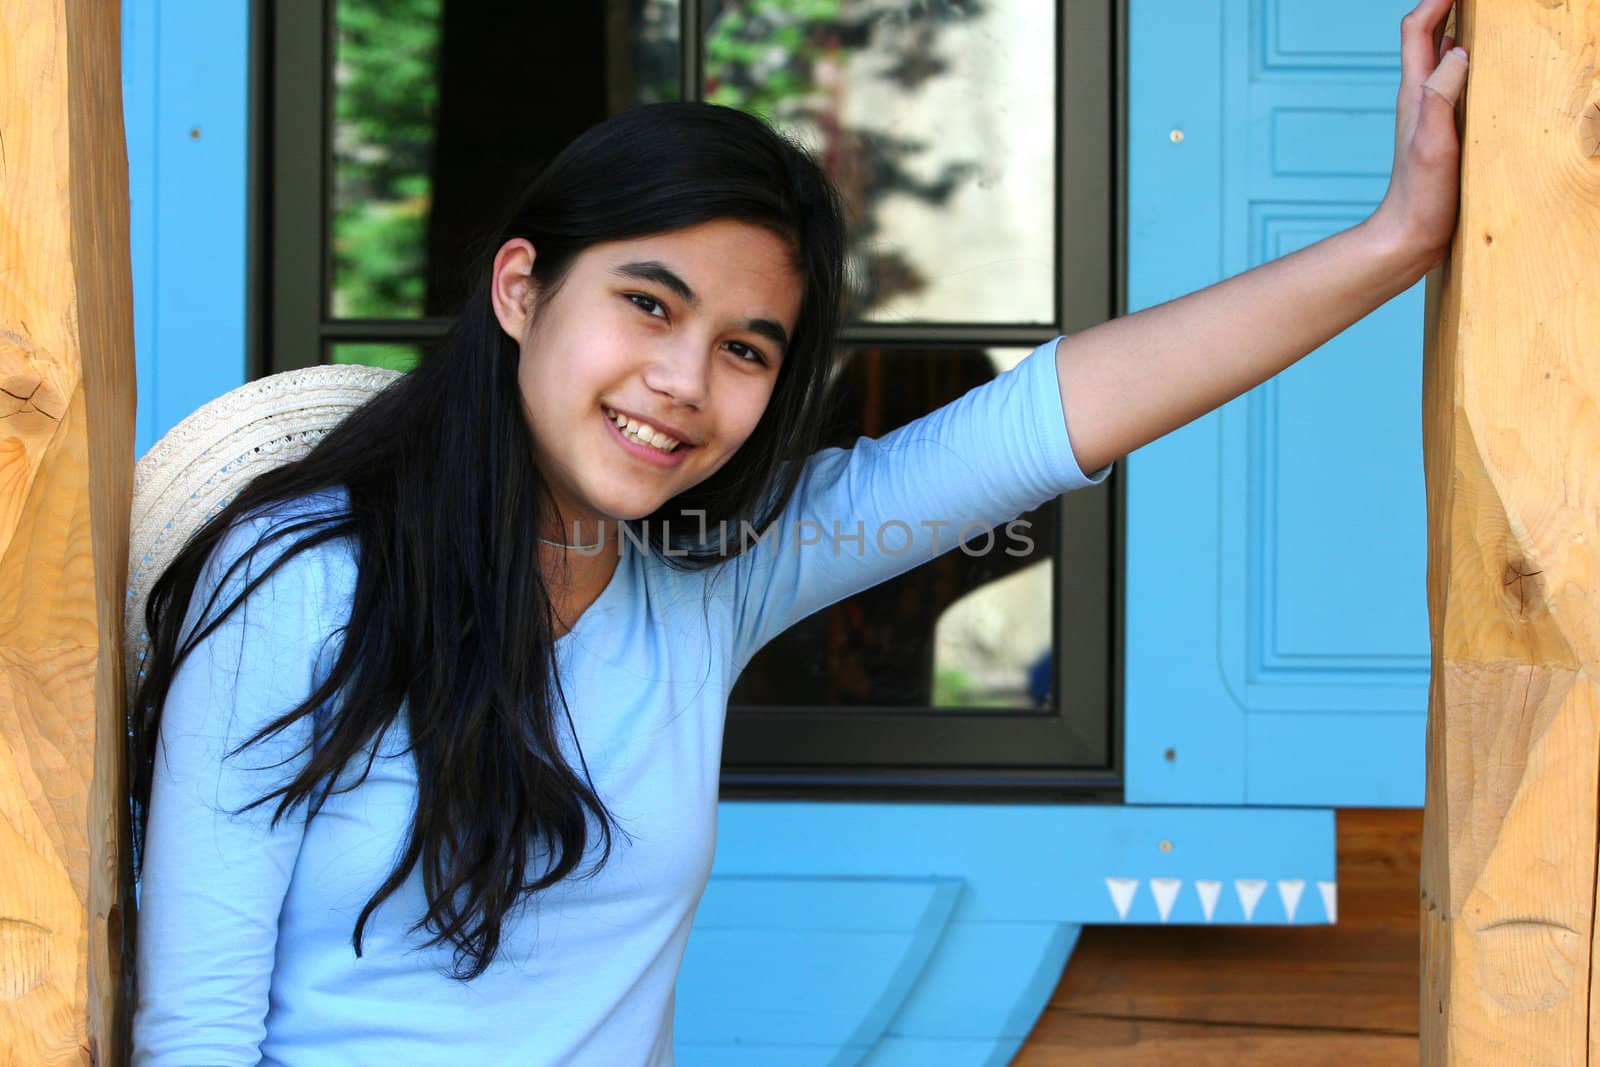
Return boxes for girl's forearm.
[1055,218,1435,474]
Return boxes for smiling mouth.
[603,406,685,453]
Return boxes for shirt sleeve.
[132,510,352,1066]
[729,337,1109,666]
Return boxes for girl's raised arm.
[1055,0,1468,474]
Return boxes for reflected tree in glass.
[331,0,443,319]
[705,0,1014,320]
[331,0,681,321]
[328,343,423,373]
[628,0,682,105]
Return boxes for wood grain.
[0,0,136,1062]
[1016,1013,1417,1067]
[1420,2,1600,1063]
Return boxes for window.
[265,0,1120,793]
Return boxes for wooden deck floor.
[1014,809,1422,1065]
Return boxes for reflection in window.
[932,559,1052,708]
[331,0,443,319]
[329,0,681,321]
[731,347,1055,710]
[705,0,1055,325]
[328,343,423,373]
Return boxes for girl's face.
[492,219,803,539]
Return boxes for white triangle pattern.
[1235,879,1267,921]
[1097,876,1337,924]
[1106,877,1139,921]
[1318,880,1338,924]
[1277,879,1305,922]
[1150,878,1181,923]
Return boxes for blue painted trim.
[885,920,1081,1052]
[677,876,962,1050]
[679,1048,843,1067]
[688,801,1334,1063]
[681,901,1083,1066]
[122,0,251,456]
[859,1037,1022,1067]
[710,803,1334,924]
[1124,0,1246,805]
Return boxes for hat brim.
[126,363,401,701]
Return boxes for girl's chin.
[568,495,666,529]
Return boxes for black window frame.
[259,0,1126,799]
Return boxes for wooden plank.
[0,0,136,1063]
[1035,810,1420,1037]
[1014,1013,1416,1067]
[1420,1,1600,1063]
[1044,924,1416,1036]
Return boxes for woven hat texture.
[126,363,400,697]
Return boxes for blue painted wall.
[1124,0,1430,808]
[122,0,250,457]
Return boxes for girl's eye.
[725,341,768,367]
[626,293,666,318]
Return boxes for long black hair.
[132,103,847,979]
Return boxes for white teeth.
[604,407,681,453]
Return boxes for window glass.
[275,0,1114,773]
[731,347,1057,710]
[329,0,681,319]
[330,0,443,319]
[705,0,1056,325]
[328,343,424,373]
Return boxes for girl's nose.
[641,339,710,409]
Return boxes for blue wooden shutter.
[1124,0,1429,806]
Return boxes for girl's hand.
[1368,0,1470,273]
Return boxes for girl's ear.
[489,238,538,342]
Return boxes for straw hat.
[125,363,400,696]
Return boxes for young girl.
[131,3,1468,1062]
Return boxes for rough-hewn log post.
[0,1,135,1062]
[1421,0,1600,1062]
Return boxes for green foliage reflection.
[704,0,987,315]
[331,0,442,319]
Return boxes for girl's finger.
[1401,0,1457,88]
[1421,47,1470,108]
[1437,34,1455,62]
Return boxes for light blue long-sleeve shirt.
[132,339,1106,1065]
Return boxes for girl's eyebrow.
[746,318,789,353]
[614,260,789,353]
[613,261,697,306]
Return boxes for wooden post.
[1422,0,1600,1062]
[0,0,136,1062]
